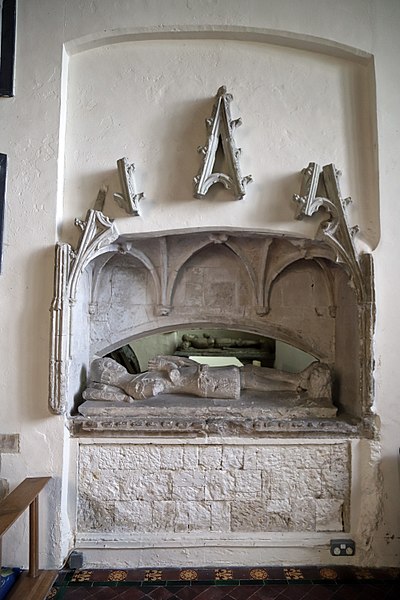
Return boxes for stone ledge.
[69,414,361,438]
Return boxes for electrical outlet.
[330,539,355,556]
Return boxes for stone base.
[78,391,337,419]
[76,441,350,539]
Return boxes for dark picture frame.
[0,0,16,97]
[0,153,7,272]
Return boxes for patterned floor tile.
[278,583,316,599]
[246,586,288,599]
[225,585,265,599]
[165,587,204,600]
[146,587,176,599]
[48,566,400,600]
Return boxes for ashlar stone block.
[231,500,269,531]
[254,446,283,469]
[173,501,212,532]
[78,497,116,531]
[118,471,142,500]
[159,446,184,470]
[119,445,161,471]
[243,447,258,470]
[80,470,120,502]
[289,500,317,531]
[186,501,212,532]
[316,499,344,531]
[199,446,222,469]
[234,471,262,498]
[211,502,231,532]
[222,446,244,470]
[152,501,176,531]
[183,446,199,469]
[205,471,236,501]
[114,500,153,531]
[264,511,293,531]
[172,470,206,501]
[138,472,172,501]
[320,467,350,499]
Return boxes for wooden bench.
[0,477,57,600]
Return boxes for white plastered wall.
[0,0,399,568]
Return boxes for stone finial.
[114,157,144,216]
[194,86,252,200]
[293,162,367,302]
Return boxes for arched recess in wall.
[168,239,258,310]
[58,26,379,250]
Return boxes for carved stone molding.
[70,414,361,438]
[293,163,371,303]
[194,86,252,200]
[49,210,119,414]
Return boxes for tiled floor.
[47,566,400,600]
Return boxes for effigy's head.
[90,357,127,385]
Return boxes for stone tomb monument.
[78,354,336,420]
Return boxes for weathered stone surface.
[0,433,19,453]
[315,499,344,531]
[114,500,153,531]
[183,446,199,469]
[199,446,222,469]
[205,472,236,501]
[172,470,205,501]
[78,497,116,531]
[73,414,360,437]
[77,393,337,420]
[211,501,231,532]
[234,471,262,499]
[231,500,270,531]
[77,442,350,535]
[152,501,176,531]
[222,446,243,470]
[159,446,184,470]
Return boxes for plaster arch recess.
[61,27,379,249]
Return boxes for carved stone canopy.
[49,220,374,438]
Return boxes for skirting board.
[75,532,357,569]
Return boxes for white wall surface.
[0,0,399,568]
